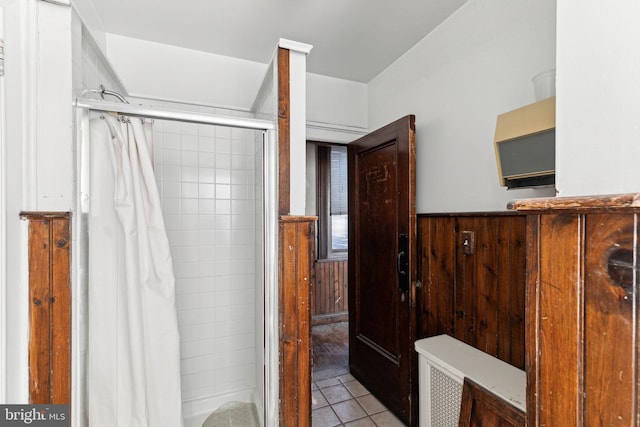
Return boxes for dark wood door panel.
[349,115,416,425]
[354,142,399,354]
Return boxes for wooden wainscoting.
[417,213,526,369]
[510,194,640,426]
[312,259,348,325]
[458,378,525,427]
[20,212,71,404]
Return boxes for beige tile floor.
[312,373,406,427]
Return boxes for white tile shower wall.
[150,103,262,407]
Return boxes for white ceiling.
[76,0,468,83]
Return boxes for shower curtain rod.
[84,84,130,104]
[74,98,275,131]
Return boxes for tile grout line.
[314,375,385,426]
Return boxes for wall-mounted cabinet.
[494,97,555,189]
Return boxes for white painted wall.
[368,0,557,213]
[306,73,368,144]
[307,73,367,129]
[69,25,368,154]
[97,32,368,145]
[1,0,75,402]
[0,2,6,404]
[2,0,32,404]
[556,1,640,197]
[34,2,75,211]
[105,34,268,111]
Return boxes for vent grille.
[430,366,463,427]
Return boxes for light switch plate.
[461,231,475,255]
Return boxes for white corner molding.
[306,126,368,144]
[307,120,368,136]
[40,0,71,6]
[278,38,313,55]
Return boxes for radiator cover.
[414,335,525,427]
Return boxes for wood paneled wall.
[510,194,640,426]
[21,212,71,404]
[312,259,348,324]
[279,216,316,427]
[417,213,526,369]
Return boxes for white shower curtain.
[87,113,184,427]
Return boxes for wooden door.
[348,115,417,425]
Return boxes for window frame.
[314,142,348,260]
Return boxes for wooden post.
[21,212,71,404]
[279,216,316,427]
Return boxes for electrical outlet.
[461,231,475,255]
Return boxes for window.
[317,144,348,259]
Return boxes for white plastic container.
[532,69,556,101]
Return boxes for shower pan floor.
[201,401,259,427]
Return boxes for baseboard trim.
[312,312,348,326]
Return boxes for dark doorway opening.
[311,321,348,381]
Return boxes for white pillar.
[556,1,640,196]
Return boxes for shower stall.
[74,96,279,427]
